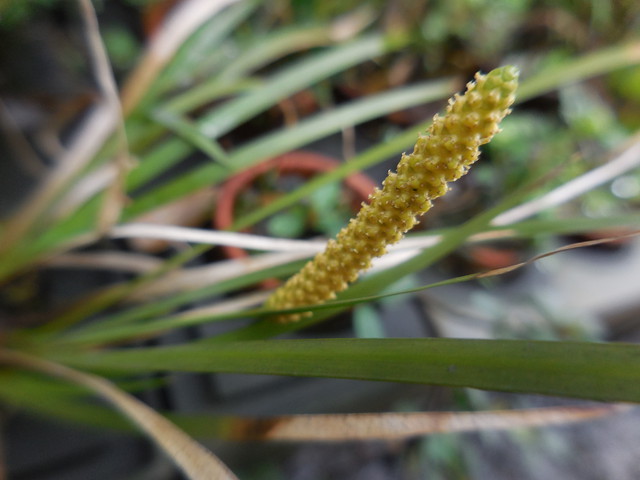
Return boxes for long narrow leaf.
[127,33,408,190]
[50,338,640,403]
[167,25,340,113]
[518,40,640,101]
[124,79,452,220]
[48,217,640,349]
[6,371,619,444]
[230,118,436,230]
[224,78,457,170]
[63,254,309,335]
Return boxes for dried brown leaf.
[228,404,631,442]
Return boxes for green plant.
[266,66,518,322]
[2,1,640,479]
[263,179,357,239]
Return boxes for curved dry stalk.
[476,229,640,278]
[227,404,631,441]
[76,0,133,234]
[0,349,238,480]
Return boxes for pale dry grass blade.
[127,250,312,301]
[110,227,640,300]
[493,135,640,226]
[127,189,217,253]
[172,290,270,321]
[228,404,631,441]
[77,0,133,233]
[0,349,238,480]
[110,223,325,253]
[109,223,453,254]
[51,164,117,220]
[121,0,240,114]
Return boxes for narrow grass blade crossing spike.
[265,66,519,322]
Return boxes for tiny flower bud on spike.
[266,66,519,322]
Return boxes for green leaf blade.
[50,338,640,403]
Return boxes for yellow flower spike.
[266,65,519,322]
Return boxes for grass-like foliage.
[1,1,640,478]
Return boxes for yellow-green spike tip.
[265,66,519,322]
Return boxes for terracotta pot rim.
[214,151,377,260]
